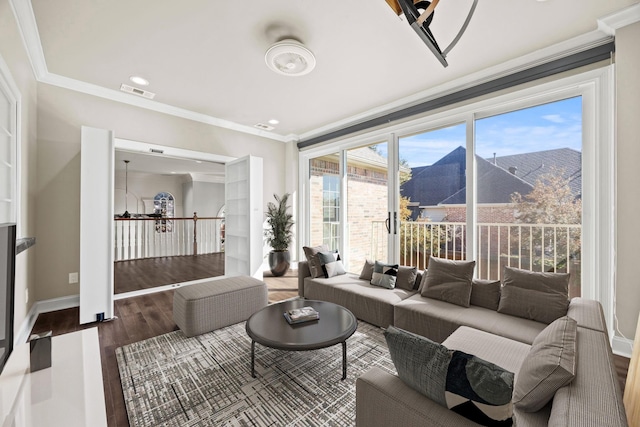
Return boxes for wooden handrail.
[114,216,224,221]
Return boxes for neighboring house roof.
[401,146,581,216]
[492,148,582,199]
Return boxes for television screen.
[0,223,16,375]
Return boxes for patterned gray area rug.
[116,321,396,426]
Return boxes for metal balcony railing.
[114,214,224,261]
[371,220,581,282]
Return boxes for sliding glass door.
[306,94,586,298]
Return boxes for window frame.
[299,65,615,338]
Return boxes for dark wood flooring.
[30,265,629,427]
[114,253,225,294]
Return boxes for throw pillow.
[317,251,346,278]
[359,259,375,281]
[370,261,398,289]
[513,316,577,412]
[396,265,418,291]
[385,327,514,426]
[470,279,502,311]
[497,266,570,324]
[421,257,476,307]
[302,245,330,279]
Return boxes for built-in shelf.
[16,237,35,254]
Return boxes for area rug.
[116,321,396,426]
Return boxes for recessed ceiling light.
[129,76,149,86]
[268,119,280,125]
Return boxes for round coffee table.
[246,299,357,380]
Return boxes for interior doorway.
[112,141,233,299]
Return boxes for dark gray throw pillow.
[421,257,476,307]
[384,326,514,426]
[470,279,501,311]
[359,259,375,280]
[396,265,418,291]
[497,266,570,324]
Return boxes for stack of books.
[284,306,320,324]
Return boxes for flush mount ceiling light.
[265,39,316,76]
[397,0,478,67]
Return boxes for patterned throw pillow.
[385,327,514,427]
[370,261,398,289]
[317,251,346,278]
[302,245,330,279]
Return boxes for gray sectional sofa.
[297,260,628,426]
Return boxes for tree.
[510,167,581,272]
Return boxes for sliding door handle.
[385,212,391,234]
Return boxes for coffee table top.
[246,300,357,351]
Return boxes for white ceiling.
[114,150,225,177]
[21,0,639,142]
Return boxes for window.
[154,192,175,233]
[322,175,340,250]
[301,66,614,333]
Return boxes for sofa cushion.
[397,265,418,291]
[371,261,398,289]
[359,259,374,281]
[513,316,577,412]
[303,245,330,278]
[421,257,475,307]
[498,267,570,324]
[385,326,514,426]
[394,294,547,345]
[471,279,501,311]
[317,251,346,278]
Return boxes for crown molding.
[9,0,290,143]
[598,3,640,36]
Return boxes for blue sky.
[377,96,582,168]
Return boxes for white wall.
[0,0,38,340]
[183,180,225,218]
[615,21,640,341]
[34,84,285,302]
[114,170,186,217]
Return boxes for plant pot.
[269,250,290,277]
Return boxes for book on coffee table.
[284,306,319,324]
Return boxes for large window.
[475,97,582,296]
[301,67,614,332]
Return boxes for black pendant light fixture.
[123,160,131,218]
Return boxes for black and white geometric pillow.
[370,261,398,289]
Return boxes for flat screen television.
[0,223,16,375]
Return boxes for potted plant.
[265,193,294,276]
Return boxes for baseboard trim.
[14,295,80,346]
[613,335,634,358]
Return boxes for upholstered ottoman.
[173,276,268,337]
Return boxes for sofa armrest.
[298,261,311,298]
[356,368,479,427]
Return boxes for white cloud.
[542,114,565,124]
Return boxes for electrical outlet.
[69,272,79,284]
[25,288,29,303]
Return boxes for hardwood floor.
[32,269,297,427]
[30,267,629,426]
[114,253,225,294]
